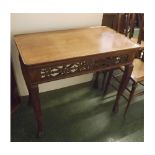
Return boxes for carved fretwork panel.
[29,54,129,83]
[40,61,91,79]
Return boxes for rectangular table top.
[14,26,140,65]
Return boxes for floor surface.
[11,82,144,142]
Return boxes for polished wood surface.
[15,26,139,65]
[15,26,140,137]
[131,58,144,82]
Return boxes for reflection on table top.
[14,26,140,65]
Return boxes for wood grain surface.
[15,26,140,65]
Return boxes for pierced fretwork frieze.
[40,60,91,79]
[40,54,128,79]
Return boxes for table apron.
[23,51,135,84]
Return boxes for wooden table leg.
[101,71,108,92]
[112,64,133,113]
[103,70,114,95]
[91,71,100,88]
[29,84,44,137]
[27,89,32,106]
[20,57,43,137]
[20,58,32,107]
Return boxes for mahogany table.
[14,26,140,137]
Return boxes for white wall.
[11,13,103,96]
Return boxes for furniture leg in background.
[103,70,114,95]
[124,82,137,116]
[91,71,100,88]
[112,64,133,113]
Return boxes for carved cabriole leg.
[112,64,133,113]
[29,84,44,137]
[124,81,137,116]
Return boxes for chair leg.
[112,64,133,113]
[124,81,137,116]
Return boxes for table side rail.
[22,50,136,84]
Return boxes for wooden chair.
[97,13,137,92]
[110,57,144,116]
[102,13,130,36]
[92,13,131,90]
[130,14,144,58]
[103,13,144,116]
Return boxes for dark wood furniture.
[124,58,144,115]
[11,62,20,113]
[110,58,144,116]
[102,14,144,115]
[130,14,144,56]
[102,13,127,35]
[102,13,135,36]
[14,26,140,137]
